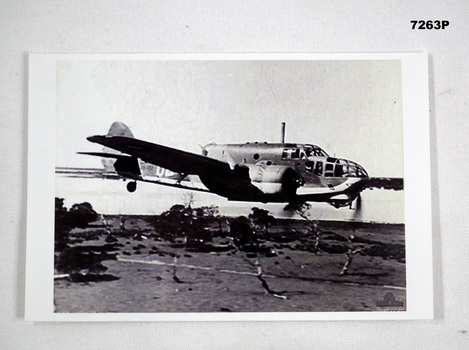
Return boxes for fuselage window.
[253,153,260,160]
[282,148,301,159]
[314,161,323,175]
[292,148,300,158]
[325,162,335,177]
[334,164,344,177]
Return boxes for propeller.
[352,193,362,220]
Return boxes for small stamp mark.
[376,292,404,308]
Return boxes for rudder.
[106,121,134,138]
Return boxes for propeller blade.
[356,193,362,211]
[352,193,362,220]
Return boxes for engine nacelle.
[241,163,303,196]
[113,156,141,178]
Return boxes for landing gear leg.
[126,181,137,193]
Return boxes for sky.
[55,57,404,219]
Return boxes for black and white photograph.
[26,53,431,321]
[4,1,469,348]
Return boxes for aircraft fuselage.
[199,142,368,206]
[84,122,370,208]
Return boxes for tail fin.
[106,121,134,138]
[80,122,136,172]
[102,122,133,171]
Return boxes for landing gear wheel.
[126,181,137,193]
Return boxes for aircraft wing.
[56,166,212,193]
[365,177,403,191]
[87,135,232,177]
[55,167,122,180]
[138,176,211,193]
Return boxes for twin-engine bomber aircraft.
[73,121,399,210]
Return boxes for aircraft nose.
[324,157,368,178]
[343,159,368,178]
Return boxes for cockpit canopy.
[304,144,329,157]
[281,144,329,160]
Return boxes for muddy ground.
[54,217,406,313]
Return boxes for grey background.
[1,1,467,349]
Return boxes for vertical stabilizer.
[102,122,134,170]
[106,121,134,138]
